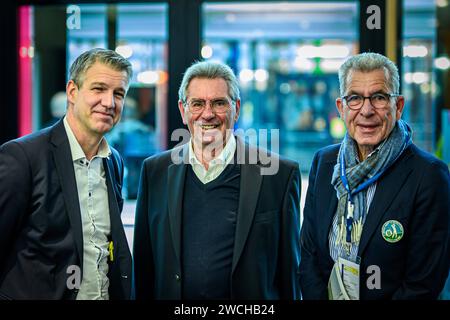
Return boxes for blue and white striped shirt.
[329,183,377,262]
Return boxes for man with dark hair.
[0,48,133,300]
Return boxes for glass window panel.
[402,0,437,152]
[21,3,168,203]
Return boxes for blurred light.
[239,69,254,83]
[314,118,326,131]
[297,45,350,59]
[420,82,431,94]
[404,73,413,84]
[130,60,141,71]
[201,45,213,59]
[412,72,429,84]
[255,81,267,92]
[294,57,314,71]
[320,59,345,72]
[403,45,428,58]
[280,83,291,94]
[115,45,133,59]
[434,56,450,70]
[19,46,28,58]
[330,117,346,139]
[431,81,439,95]
[28,46,34,58]
[436,0,448,7]
[157,71,168,84]
[137,71,159,84]
[254,69,269,82]
[404,72,430,84]
[225,14,236,23]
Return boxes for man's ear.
[395,95,405,120]
[178,100,187,125]
[234,99,241,122]
[336,97,344,119]
[66,80,78,106]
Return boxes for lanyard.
[339,151,382,243]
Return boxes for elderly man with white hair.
[299,52,449,300]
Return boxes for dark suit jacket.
[0,119,132,300]
[299,143,450,299]
[133,138,301,299]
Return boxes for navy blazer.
[133,138,302,299]
[0,119,132,300]
[299,143,450,299]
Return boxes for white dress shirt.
[188,135,236,184]
[63,117,112,300]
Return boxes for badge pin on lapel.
[381,220,404,243]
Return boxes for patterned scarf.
[331,119,412,256]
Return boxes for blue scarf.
[331,119,412,256]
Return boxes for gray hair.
[69,48,133,87]
[178,61,240,103]
[338,52,400,96]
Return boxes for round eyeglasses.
[342,93,400,110]
[184,98,234,114]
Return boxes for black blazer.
[0,119,132,300]
[299,143,450,299]
[133,138,301,300]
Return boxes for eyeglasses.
[342,93,400,110]
[184,98,234,114]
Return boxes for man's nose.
[102,91,115,109]
[359,97,375,116]
[200,102,215,119]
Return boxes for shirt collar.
[63,116,111,161]
[188,134,236,169]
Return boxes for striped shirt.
[329,183,377,263]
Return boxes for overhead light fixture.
[403,45,428,58]
[297,45,350,59]
[137,71,159,84]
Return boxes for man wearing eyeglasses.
[299,52,449,300]
[133,61,301,300]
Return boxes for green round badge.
[381,220,404,243]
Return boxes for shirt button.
[175,274,181,282]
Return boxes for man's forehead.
[346,69,388,90]
[84,63,128,81]
[187,77,229,97]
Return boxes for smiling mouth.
[95,111,114,118]
[199,124,220,130]
[358,124,379,131]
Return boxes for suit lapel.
[167,145,189,267]
[322,181,338,252]
[104,156,129,255]
[231,141,263,273]
[317,160,339,253]
[358,149,414,256]
[50,120,84,269]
